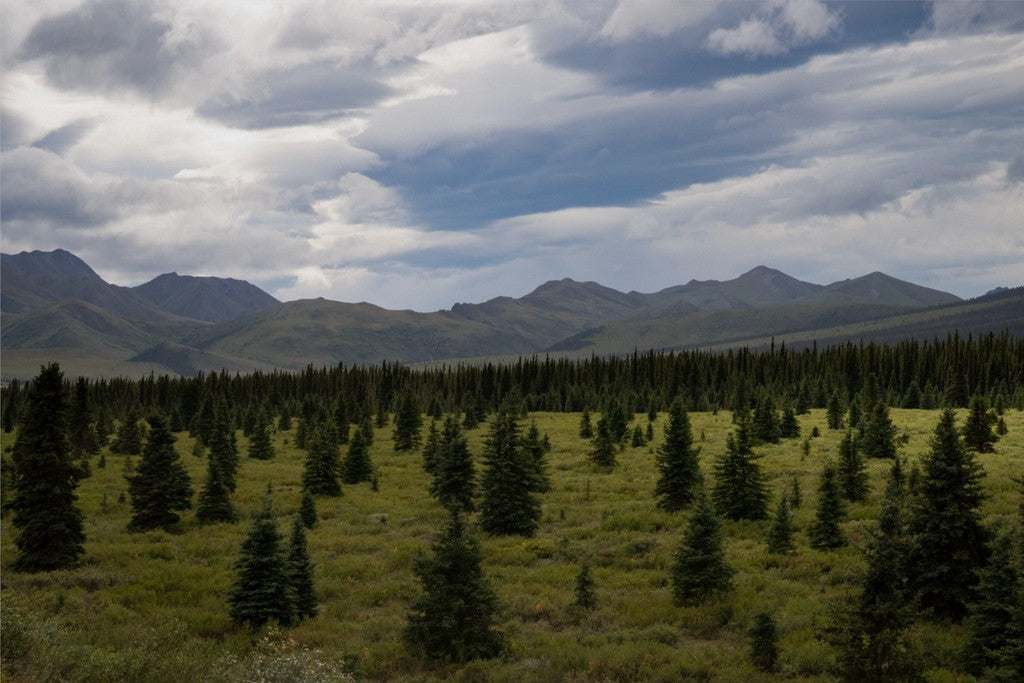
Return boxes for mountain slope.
[133,272,280,323]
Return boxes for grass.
[2,408,1022,681]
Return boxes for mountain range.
[2,249,1021,380]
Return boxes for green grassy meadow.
[2,408,1022,681]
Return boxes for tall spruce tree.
[827,392,845,430]
[962,533,1021,676]
[521,421,551,493]
[479,409,541,537]
[430,416,476,513]
[654,398,702,511]
[228,491,296,628]
[908,409,989,621]
[749,611,780,673]
[837,430,869,503]
[962,395,998,453]
[302,424,342,496]
[126,415,193,531]
[247,413,275,460]
[712,422,769,521]
[421,419,441,476]
[809,462,846,550]
[860,402,898,459]
[579,409,594,438]
[287,517,318,621]
[9,363,86,572]
[196,450,236,524]
[588,417,618,469]
[404,512,503,662]
[766,495,795,555]
[779,405,801,439]
[672,487,733,606]
[752,396,780,444]
[68,376,98,476]
[299,488,317,529]
[111,407,144,455]
[341,428,373,484]
[573,563,597,610]
[393,388,423,452]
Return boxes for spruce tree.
[790,476,802,509]
[393,388,423,452]
[809,462,846,550]
[579,409,594,439]
[421,419,441,475]
[654,398,701,511]
[752,397,780,444]
[126,415,193,532]
[908,409,989,621]
[479,409,541,537]
[68,377,98,476]
[247,414,275,460]
[588,417,618,468]
[573,563,597,610]
[405,512,503,662]
[111,407,144,455]
[196,452,236,524]
[341,428,373,484]
[228,491,296,628]
[208,408,239,492]
[287,517,318,621]
[521,421,551,493]
[766,495,795,554]
[9,363,86,572]
[962,395,998,453]
[672,488,732,606]
[827,392,845,430]
[962,533,1020,676]
[837,430,869,503]
[860,402,897,459]
[430,416,476,513]
[302,425,342,496]
[711,423,769,521]
[779,405,800,439]
[749,611,780,673]
[299,488,317,529]
[631,424,646,447]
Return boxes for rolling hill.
[2,248,1018,380]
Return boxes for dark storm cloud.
[31,119,95,156]
[19,0,220,98]
[197,60,398,129]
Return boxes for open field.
[2,408,1022,681]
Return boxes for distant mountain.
[4,247,1010,382]
[133,272,280,323]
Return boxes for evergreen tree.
[766,495,795,554]
[207,415,239,493]
[278,403,292,431]
[827,392,845,430]
[588,417,618,468]
[579,409,594,438]
[247,413,275,460]
[341,428,373,484]
[860,402,897,459]
[303,424,342,496]
[68,377,98,475]
[299,488,317,529]
[654,398,702,511]
[602,399,630,445]
[573,563,597,610]
[196,452,236,524]
[962,395,998,453]
[430,416,476,513]
[962,533,1020,676]
[393,388,423,452]
[521,421,551,493]
[421,419,441,475]
[829,457,919,682]
[228,492,296,628]
[287,517,318,621]
[479,409,541,537]
[672,488,733,606]
[837,430,869,503]
[779,405,801,439]
[712,423,769,521]
[631,424,646,447]
[790,476,802,509]
[111,407,144,455]
[752,396,780,444]
[333,393,350,444]
[809,462,846,550]
[749,611,780,673]
[126,415,193,531]
[404,512,503,662]
[902,381,922,409]
[908,409,989,621]
[9,363,85,572]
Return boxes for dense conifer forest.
[2,331,1023,680]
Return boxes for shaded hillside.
[1,300,161,356]
[133,272,280,323]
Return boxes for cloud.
[31,118,95,155]
[706,0,839,57]
[926,0,1024,35]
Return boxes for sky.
[2,0,1023,311]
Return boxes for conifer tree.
[9,363,85,572]
[837,430,869,503]
[393,388,423,452]
[196,452,236,524]
[962,533,1020,676]
[630,424,646,447]
[752,397,780,444]
[860,402,897,459]
[579,409,594,439]
[287,517,318,621]
[126,415,192,531]
[111,407,144,455]
[207,415,239,493]
[479,409,541,537]
[790,476,802,509]
[589,417,618,468]
[809,462,846,550]
[521,421,551,493]
[228,491,296,628]
[908,409,989,621]
[341,428,373,484]
[779,405,801,439]
[827,392,845,430]
[333,393,350,444]
[672,488,733,606]
[278,404,292,431]
[299,488,317,529]
[712,423,769,521]
[247,413,275,460]
[421,419,441,475]
[302,426,342,496]
[654,398,701,511]
[430,416,476,513]
[405,512,503,662]
[963,395,998,453]
[902,381,922,409]
[749,611,780,673]
[766,495,795,554]
[602,399,630,445]
[68,377,98,475]
[573,563,597,610]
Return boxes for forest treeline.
[3,331,1022,432]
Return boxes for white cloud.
[706,0,839,56]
